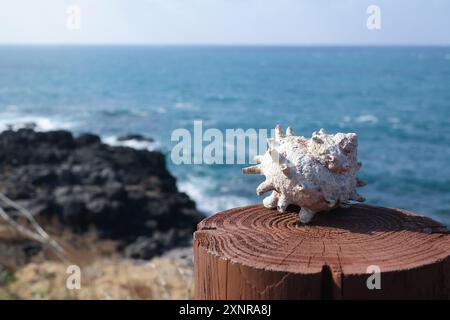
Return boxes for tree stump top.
[195,204,450,275]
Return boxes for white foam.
[178,175,252,215]
[103,136,160,151]
[0,115,75,132]
[355,114,379,124]
[156,107,167,114]
[174,102,196,111]
[340,114,380,128]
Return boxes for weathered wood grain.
[194,204,450,299]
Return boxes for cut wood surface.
[194,204,450,299]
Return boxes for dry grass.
[0,222,194,300]
[4,257,193,300]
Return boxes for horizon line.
[0,43,450,48]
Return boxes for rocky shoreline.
[0,128,204,260]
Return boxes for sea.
[0,46,449,225]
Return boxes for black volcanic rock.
[0,128,204,259]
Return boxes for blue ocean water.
[0,46,449,225]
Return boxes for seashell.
[242,125,366,224]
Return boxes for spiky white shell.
[243,125,366,224]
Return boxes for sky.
[0,0,449,45]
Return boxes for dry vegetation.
[0,222,194,300]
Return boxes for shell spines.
[244,125,365,224]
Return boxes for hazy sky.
[0,0,449,45]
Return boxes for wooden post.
[194,204,450,300]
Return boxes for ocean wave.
[0,114,75,132]
[103,136,160,151]
[100,109,149,118]
[174,102,197,111]
[355,114,379,124]
[156,107,167,114]
[177,175,253,215]
[205,94,238,103]
[387,117,401,129]
[340,114,379,126]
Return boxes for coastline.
[0,126,203,299]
